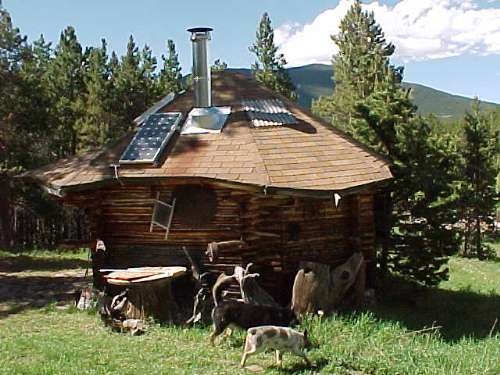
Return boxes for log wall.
[66,181,375,303]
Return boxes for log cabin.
[24,28,393,305]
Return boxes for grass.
[0,248,88,273]
[0,245,499,374]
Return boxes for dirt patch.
[0,255,92,318]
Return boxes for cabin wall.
[88,183,244,270]
[238,192,375,300]
[68,181,375,302]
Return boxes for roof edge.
[32,174,392,200]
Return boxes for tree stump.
[120,278,179,322]
[103,267,187,324]
[291,252,365,317]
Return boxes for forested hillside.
[231,64,500,118]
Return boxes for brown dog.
[240,326,311,368]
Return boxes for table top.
[102,266,187,285]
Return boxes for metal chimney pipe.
[187,27,213,108]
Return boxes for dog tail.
[212,272,235,306]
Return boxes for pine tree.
[113,35,149,134]
[211,58,227,73]
[18,35,52,165]
[26,35,52,76]
[76,39,116,152]
[321,1,462,285]
[458,101,498,259]
[45,26,84,158]
[0,8,29,248]
[0,9,53,248]
[141,44,158,104]
[312,0,401,139]
[249,13,296,100]
[357,70,461,284]
[158,39,182,95]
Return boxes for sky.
[3,0,500,103]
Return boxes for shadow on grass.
[276,357,329,374]
[0,274,90,319]
[370,275,500,341]
[0,255,89,273]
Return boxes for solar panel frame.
[119,112,183,165]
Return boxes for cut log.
[105,267,187,323]
[118,278,177,322]
[206,240,248,263]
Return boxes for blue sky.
[4,0,500,103]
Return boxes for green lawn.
[0,247,498,374]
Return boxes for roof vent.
[182,27,231,135]
[187,27,212,108]
[181,106,231,135]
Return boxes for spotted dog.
[209,301,296,345]
[240,326,311,368]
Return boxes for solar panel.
[119,112,182,165]
[241,99,297,127]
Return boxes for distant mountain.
[229,64,499,119]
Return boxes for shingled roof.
[24,72,392,196]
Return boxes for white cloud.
[275,0,500,66]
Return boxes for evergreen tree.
[249,13,296,100]
[141,44,158,104]
[0,8,29,248]
[357,71,461,284]
[26,34,52,76]
[312,0,401,139]
[18,35,52,165]
[458,101,498,259]
[392,119,461,283]
[211,58,227,73]
[158,39,182,95]
[76,39,115,151]
[319,0,462,285]
[0,9,52,248]
[108,51,120,83]
[113,35,148,134]
[45,26,84,158]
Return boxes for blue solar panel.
[119,112,182,164]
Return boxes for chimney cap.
[187,27,213,33]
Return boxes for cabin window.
[172,185,217,226]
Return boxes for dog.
[121,319,145,336]
[209,301,297,345]
[240,326,311,368]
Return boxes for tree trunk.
[475,215,482,256]
[461,217,471,257]
[374,191,392,275]
[0,177,13,249]
[125,280,178,322]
